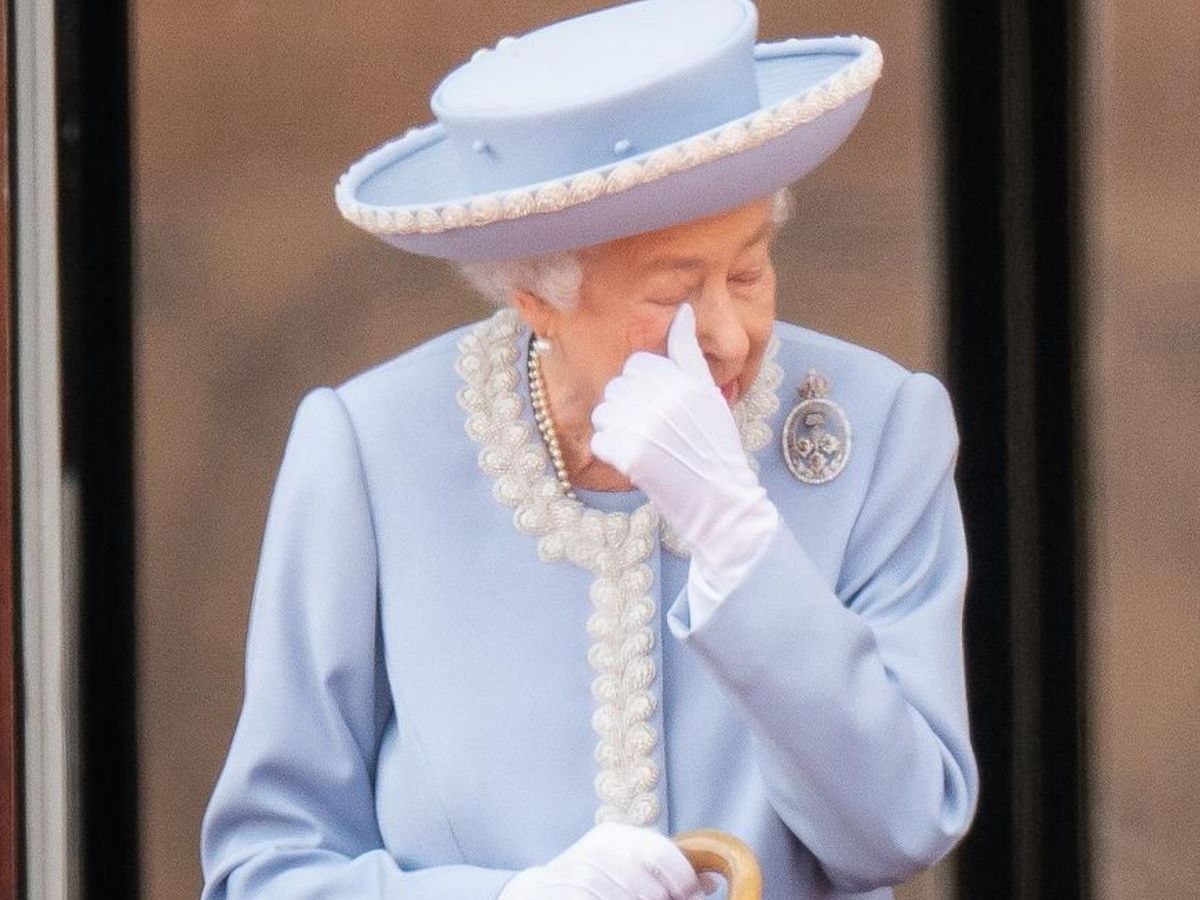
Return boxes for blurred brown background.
[130,1,1198,897]
[1087,0,1200,894]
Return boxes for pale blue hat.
[335,0,882,262]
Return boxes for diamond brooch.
[781,369,851,484]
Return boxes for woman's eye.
[730,269,763,285]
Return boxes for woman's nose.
[693,288,749,370]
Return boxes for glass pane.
[132,2,948,896]
[1087,1,1200,895]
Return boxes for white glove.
[496,821,709,900]
[590,302,780,622]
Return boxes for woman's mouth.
[719,379,739,404]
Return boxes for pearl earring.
[532,335,552,354]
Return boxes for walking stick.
[674,829,762,900]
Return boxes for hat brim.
[336,36,881,262]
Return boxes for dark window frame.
[939,0,1092,897]
[55,0,140,896]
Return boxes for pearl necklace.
[526,337,578,501]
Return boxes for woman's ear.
[510,288,561,341]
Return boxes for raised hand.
[590,302,779,610]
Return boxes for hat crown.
[431,0,760,193]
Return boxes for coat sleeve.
[666,371,979,891]
[200,387,517,900]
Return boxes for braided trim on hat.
[335,38,882,236]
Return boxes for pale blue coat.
[200,314,979,899]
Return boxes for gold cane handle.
[673,829,762,900]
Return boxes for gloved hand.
[590,302,780,622]
[496,821,710,900]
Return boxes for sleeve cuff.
[668,517,836,650]
[681,511,782,631]
[683,563,728,631]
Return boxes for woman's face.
[530,196,778,411]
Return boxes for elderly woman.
[200,1,978,898]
